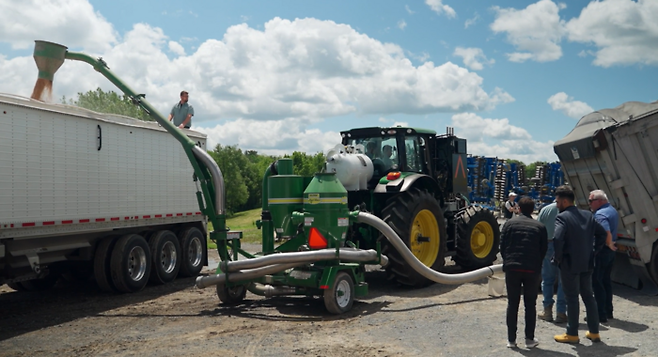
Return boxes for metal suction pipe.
[191,145,225,215]
[247,283,298,297]
[356,211,502,284]
[220,248,386,273]
[196,263,302,289]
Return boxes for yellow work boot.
[554,333,580,344]
[586,332,601,342]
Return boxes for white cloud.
[168,41,186,56]
[490,0,565,62]
[566,0,658,67]
[465,13,480,29]
[0,0,117,52]
[425,0,456,18]
[547,92,593,119]
[452,113,557,162]
[398,20,407,30]
[405,5,415,15]
[453,47,495,71]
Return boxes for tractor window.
[380,137,398,169]
[346,137,398,170]
[404,136,423,173]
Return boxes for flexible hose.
[221,248,386,272]
[356,211,502,284]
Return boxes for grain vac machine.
[31,41,502,314]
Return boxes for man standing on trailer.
[589,189,619,323]
[168,90,194,129]
[553,186,607,344]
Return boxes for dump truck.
[0,93,209,292]
[554,99,658,294]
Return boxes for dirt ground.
[1,247,657,357]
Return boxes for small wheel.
[110,234,152,293]
[216,283,247,305]
[94,236,119,292]
[148,230,181,284]
[324,271,355,314]
[178,227,206,277]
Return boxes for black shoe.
[607,313,614,320]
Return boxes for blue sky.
[1,0,656,162]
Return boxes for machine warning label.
[337,217,348,227]
[304,217,314,226]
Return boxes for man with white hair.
[588,189,619,323]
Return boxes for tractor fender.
[373,173,437,194]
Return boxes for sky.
[0,0,656,163]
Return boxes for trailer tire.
[324,271,355,314]
[649,242,658,284]
[94,236,119,292]
[148,230,181,284]
[216,283,247,305]
[453,205,500,270]
[179,227,206,277]
[110,234,152,293]
[380,188,447,287]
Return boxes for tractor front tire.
[453,205,500,270]
[381,188,447,287]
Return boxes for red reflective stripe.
[176,213,183,216]
[95,218,105,222]
[320,285,329,290]
[143,215,151,219]
[62,220,73,224]
[186,212,193,216]
[155,214,162,218]
[79,219,90,223]
[166,214,173,217]
[22,222,35,227]
[125,217,130,220]
[43,221,55,225]
[111,217,120,221]
[195,212,202,215]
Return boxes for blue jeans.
[593,247,616,319]
[542,241,566,313]
[560,268,599,336]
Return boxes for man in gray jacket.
[552,186,607,344]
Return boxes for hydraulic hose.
[356,211,502,284]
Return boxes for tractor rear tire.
[324,271,355,314]
[380,188,447,287]
[453,205,500,270]
[216,283,247,305]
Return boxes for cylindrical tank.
[268,175,304,239]
[326,145,373,191]
[303,172,349,248]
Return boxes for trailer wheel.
[148,230,181,284]
[453,205,500,270]
[110,234,152,293]
[380,188,447,287]
[216,283,247,305]
[324,271,355,314]
[178,227,206,277]
[94,236,119,292]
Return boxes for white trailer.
[555,100,658,294]
[0,93,209,293]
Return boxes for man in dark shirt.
[552,186,607,344]
[500,196,548,349]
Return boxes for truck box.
[0,93,208,291]
[555,100,658,293]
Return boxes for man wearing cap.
[168,90,194,129]
[504,192,519,220]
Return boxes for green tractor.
[330,126,500,287]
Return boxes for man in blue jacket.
[552,186,607,344]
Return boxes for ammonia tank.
[325,144,373,191]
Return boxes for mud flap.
[611,252,658,295]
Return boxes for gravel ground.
[1,246,657,357]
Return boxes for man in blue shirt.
[168,91,194,129]
[589,189,619,323]
[537,201,567,323]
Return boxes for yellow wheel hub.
[471,221,494,259]
[409,209,440,267]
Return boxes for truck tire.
[178,227,206,277]
[324,271,354,314]
[380,188,447,287]
[148,230,181,284]
[110,234,152,293]
[94,236,119,292]
[453,205,500,270]
[648,242,658,284]
[216,283,247,305]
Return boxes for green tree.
[61,88,152,121]
[208,144,249,215]
[288,151,326,176]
